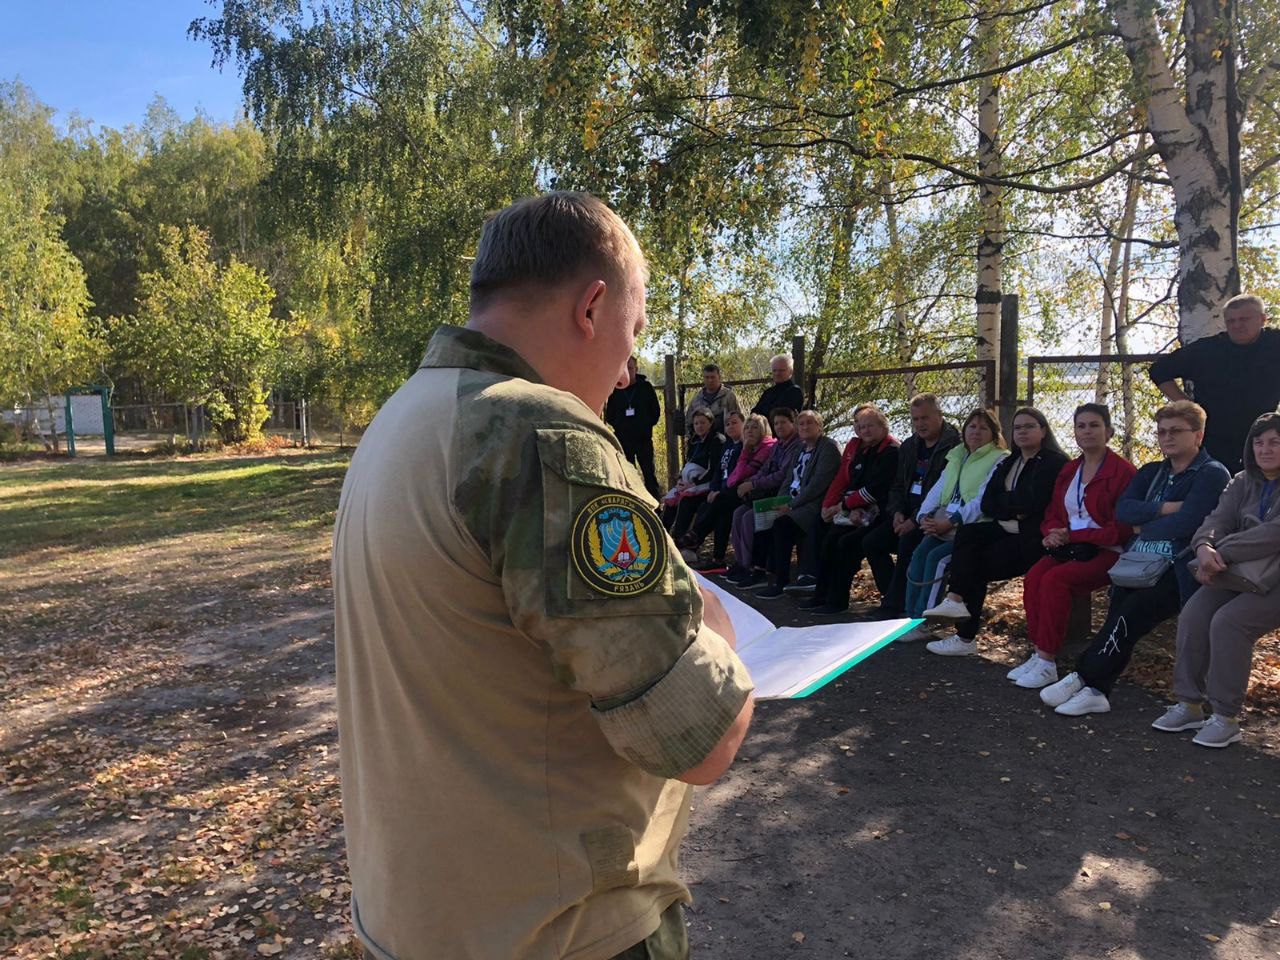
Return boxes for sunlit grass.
[0,452,350,560]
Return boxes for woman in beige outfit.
[1153,412,1280,748]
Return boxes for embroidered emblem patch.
[570,492,667,596]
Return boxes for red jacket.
[1041,449,1137,547]
[822,434,899,509]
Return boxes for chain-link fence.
[674,362,995,441]
[811,361,996,440]
[1025,354,1165,463]
[109,403,203,452]
[660,361,995,484]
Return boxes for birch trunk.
[1109,0,1240,345]
[975,3,1004,367]
[881,171,917,398]
[1096,129,1148,404]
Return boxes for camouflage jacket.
[333,324,753,960]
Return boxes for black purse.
[1048,542,1100,563]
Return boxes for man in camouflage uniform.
[333,192,755,960]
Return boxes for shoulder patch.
[570,492,668,596]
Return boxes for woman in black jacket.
[662,409,725,536]
[922,407,1069,653]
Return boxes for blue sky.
[2,0,246,130]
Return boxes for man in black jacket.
[1151,294,1280,472]
[862,394,961,618]
[751,354,805,419]
[605,356,663,498]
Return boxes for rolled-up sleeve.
[593,624,752,778]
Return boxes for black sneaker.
[813,603,850,616]
[756,584,786,599]
[797,596,828,609]
[783,577,817,595]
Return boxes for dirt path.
[682,592,1280,960]
[3,453,1279,958]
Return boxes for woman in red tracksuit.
[1013,403,1136,691]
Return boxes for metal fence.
[810,360,996,440]
[673,361,994,442]
[110,403,203,452]
[1025,353,1165,463]
[662,359,996,484]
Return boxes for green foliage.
[0,164,100,425]
[112,225,281,442]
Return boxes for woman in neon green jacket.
[903,408,1008,618]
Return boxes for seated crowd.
[660,369,1280,750]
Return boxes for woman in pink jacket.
[682,413,775,569]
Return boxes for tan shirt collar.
[420,324,545,384]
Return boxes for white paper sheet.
[697,573,920,699]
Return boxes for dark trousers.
[862,520,924,615]
[947,523,1040,639]
[1076,569,1181,695]
[663,493,707,538]
[814,518,886,608]
[766,514,805,584]
[691,490,740,560]
[620,433,662,500]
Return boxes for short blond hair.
[797,408,824,429]
[470,192,647,310]
[1156,399,1206,433]
[742,413,770,447]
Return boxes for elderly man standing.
[751,354,804,418]
[1151,294,1280,472]
[683,363,741,440]
[333,192,754,960]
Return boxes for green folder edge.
[789,618,924,699]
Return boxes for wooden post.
[663,354,680,489]
[998,294,1019,435]
[791,335,806,407]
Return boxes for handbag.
[1108,550,1172,589]
[1186,514,1280,594]
[1048,542,1099,563]
[1108,469,1174,588]
[1188,552,1280,595]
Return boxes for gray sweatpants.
[1172,584,1280,716]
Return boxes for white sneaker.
[895,624,935,643]
[1040,671,1084,707]
[1006,652,1041,681]
[1055,687,1111,716]
[921,597,970,621]
[1014,657,1058,689]
[926,633,976,656]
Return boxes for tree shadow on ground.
[681,596,1280,960]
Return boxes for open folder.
[696,573,922,700]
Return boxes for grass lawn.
[3,448,1279,960]
[0,450,359,960]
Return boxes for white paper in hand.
[697,573,920,699]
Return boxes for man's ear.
[573,279,608,340]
